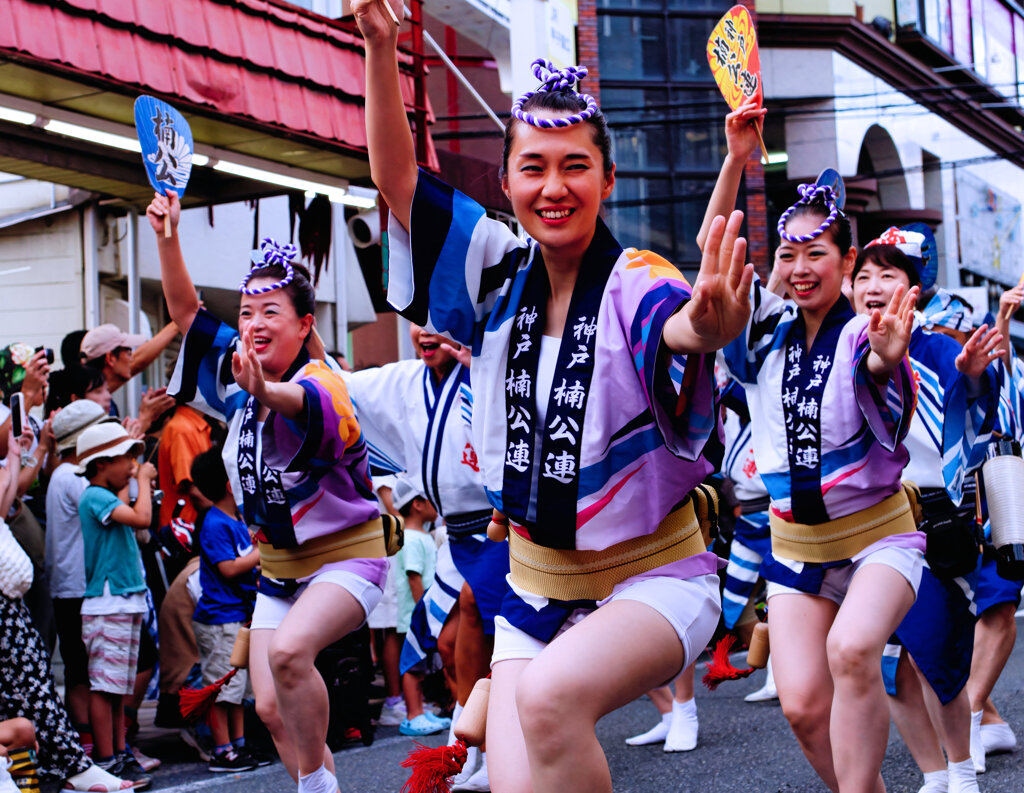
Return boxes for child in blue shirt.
[189,448,259,773]
[75,423,154,787]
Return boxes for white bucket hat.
[52,400,110,455]
[75,422,143,474]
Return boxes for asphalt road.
[102,625,1024,793]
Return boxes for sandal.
[63,764,134,792]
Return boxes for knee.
[826,633,878,686]
[779,693,830,740]
[5,717,36,748]
[515,667,584,754]
[982,602,1017,637]
[267,636,311,685]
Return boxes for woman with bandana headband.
[145,195,394,793]
[702,106,929,792]
[852,238,1001,793]
[356,2,754,791]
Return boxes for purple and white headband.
[240,238,299,295]
[510,59,599,129]
[777,183,842,243]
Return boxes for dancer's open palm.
[956,324,1003,379]
[686,211,754,351]
[232,325,267,401]
[867,284,919,374]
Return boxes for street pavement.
[103,624,1024,793]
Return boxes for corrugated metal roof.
[0,0,437,170]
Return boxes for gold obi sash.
[508,490,715,602]
[257,514,404,581]
[768,485,921,564]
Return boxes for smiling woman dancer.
[144,198,391,793]
[702,106,925,793]
[354,3,754,791]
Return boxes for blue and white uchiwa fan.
[134,96,195,236]
[815,168,846,211]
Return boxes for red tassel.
[399,740,468,793]
[701,635,755,691]
[179,668,238,723]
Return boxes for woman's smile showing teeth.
[792,282,818,296]
[537,207,575,224]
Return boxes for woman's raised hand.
[956,324,1004,379]
[725,100,766,164]
[232,325,268,401]
[685,211,754,351]
[145,190,180,236]
[866,283,920,376]
[352,0,403,44]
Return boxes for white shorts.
[250,569,383,631]
[766,545,923,606]
[491,573,721,670]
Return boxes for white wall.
[0,211,84,366]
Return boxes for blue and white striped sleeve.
[167,308,249,424]
[386,170,524,349]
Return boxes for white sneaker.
[452,752,489,791]
[377,700,407,727]
[625,713,671,746]
[450,746,479,787]
[663,699,698,753]
[744,659,778,703]
[969,711,986,773]
[981,722,1017,754]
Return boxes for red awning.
[0,0,436,168]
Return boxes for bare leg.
[515,601,687,793]
[438,604,459,700]
[381,629,402,700]
[89,692,117,759]
[918,673,972,764]
[488,659,532,793]
[967,602,1017,720]
[268,583,367,777]
[250,628,336,781]
[768,593,840,793]
[673,663,695,702]
[455,583,491,706]
[828,563,915,793]
[402,671,425,719]
[887,651,946,773]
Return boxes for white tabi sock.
[297,765,338,793]
[917,769,948,793]
[969,711,986,773]
[947,757,980,793]
[625,712,671,746]
[449,702,464,746]
[663,698,699,753]
[450,746,479,786]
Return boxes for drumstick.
[379,0,400,26]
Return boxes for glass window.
[667,16,719,82]
[985,0,1015,97]
[1015,15,1024,103]
[598,15,668,81]
[597,0,664,9]
[951,0,972,66]
[603,87,670,170]
[671,90,727,171]
[673,178,717,264]
[605,177,674,258]
[665,0,732,9]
